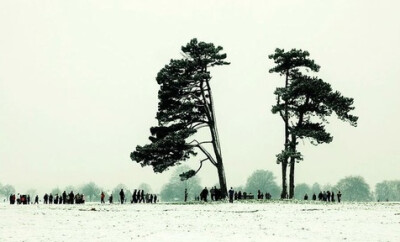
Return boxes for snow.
[1,201,399,241]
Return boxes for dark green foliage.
[131,39,229,196]
[179,170,196,181]
[269,48,358,198]
[272,70,358,146]
[268,48,320,75]
[335,176,372,202]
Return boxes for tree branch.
[188,140,217,166]
[194,158,209,174]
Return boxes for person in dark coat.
[318,192,323,201]
[119,189,125,204]
[69,191,74,204]
[331,192,335,202]
[62,191,67,204]
[132,190,137,203]
[101,192,105,204]
[337,191,342,203]
[34,195,39,204]
[184,188,188,202]
[200,187,209,202]
[327,191,331,202]
[109,194,113,204]
[153,195,157,203]
[140,190,145,203]
[312,193,317,201]
[304,194,309,200]
[210,187,215,201]
[228,187,234,203]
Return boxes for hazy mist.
[1,0,399,195]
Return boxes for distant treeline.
[1,171,399,202]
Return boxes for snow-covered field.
[1,201,399,241]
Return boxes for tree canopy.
[0,184,15,198]
[269,48,358,198]
[131,38,230,197]
[244,170,280,198]
[81,182,102,202]
[294,183,311,200]
[375,180,400,201]
[335,176,372,202]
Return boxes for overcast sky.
[1,0,399,195]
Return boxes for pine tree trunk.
[281,162,288,199]
[203,77,228,199]
[280,70,290,199]
[289,135,297,199]
[289,159,295,199]
[216,159,228,198]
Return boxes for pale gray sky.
[1,0,399,194]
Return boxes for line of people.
[198,187,273,202]
[304,191,342,203]
[9,194,34,205]
[198,187,226,202]
[43,191,85,204]
[101,189,158,204]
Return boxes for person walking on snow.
[229,187,234,203]
[119,189,125,204]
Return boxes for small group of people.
[43,191,85,204]
[304,190,342,203]
[9,194,35,205]
[228,188,273,203]
[234,190,272,200]
[198,186,226,202]
[198,187,273,203]
[102,189,157,204]
[130,189,157,204]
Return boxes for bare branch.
[194,158,209,174]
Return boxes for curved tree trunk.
[210,122,227,198]
[204,77,228,198]
[216,159,228,198]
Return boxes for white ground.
[0,201,399,241]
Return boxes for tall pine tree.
[269,48,358,198]
[131,39,230,197]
